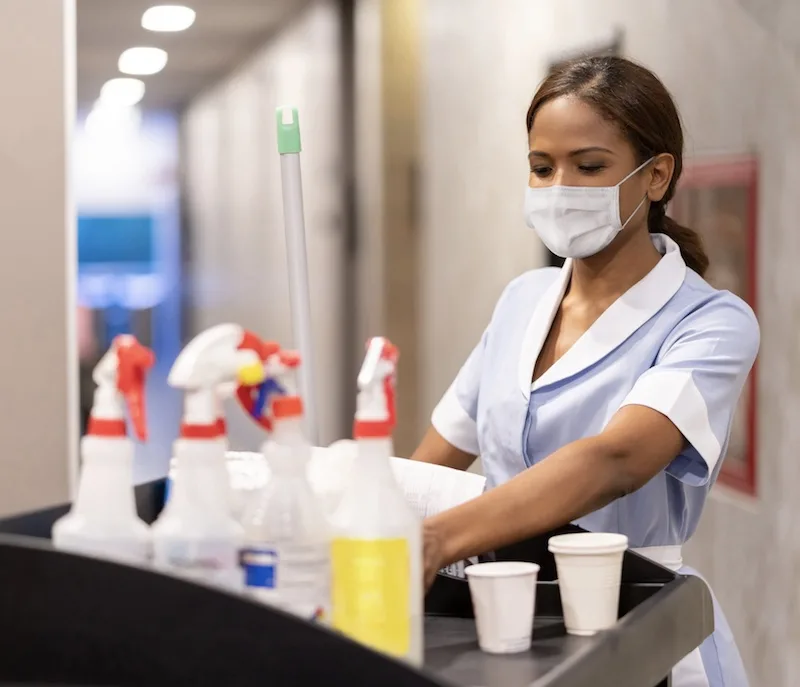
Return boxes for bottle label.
[331,538,410,657]
[154,540,243,592]
[241,547,278,589]
[242,543,329,623]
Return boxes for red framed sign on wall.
[669,156,759,496]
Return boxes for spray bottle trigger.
[253,378,285,419]
[383,375,396,430]
[278,350,301,368]
[235,332,282,432]
[115,336,155,441]
[378,339,399,365]
[239,331,280,361]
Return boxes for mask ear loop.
[616,156,655,188]
[621,193,649,230]
[617,156,655,229]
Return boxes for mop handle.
[276,106,319,445]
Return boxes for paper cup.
[465,561,540,654]
[548,532,628,636]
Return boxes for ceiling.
[77,0,313,110]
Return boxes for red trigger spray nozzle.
[115,336,155,441]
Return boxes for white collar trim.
[518,234,687,396]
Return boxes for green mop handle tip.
[276,106,302,154]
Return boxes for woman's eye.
[531,166,552,178]
[578,164,606,174]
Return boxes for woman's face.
[528,95,667,229]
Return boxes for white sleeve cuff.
[431,383,480,456]
[620,371,721,485]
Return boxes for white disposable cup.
[465,561,540,654]
[548,532,628,636]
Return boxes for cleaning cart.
[0,107,714,687]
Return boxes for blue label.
[241,547,278,589]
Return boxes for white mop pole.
[276,106,319,445]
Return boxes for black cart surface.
[0,480,713,687]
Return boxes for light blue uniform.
[432,234,759,687]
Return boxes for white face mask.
[524,157,654,259]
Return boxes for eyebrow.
[528,146,615,159]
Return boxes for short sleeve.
[620,295,760,486]
[431,329,487,455]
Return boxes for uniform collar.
[519,233,687,397]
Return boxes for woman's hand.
[423,518,448,591]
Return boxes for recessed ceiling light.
[118,47,168,75]
[99,78,146,107]
[142,5,196,32]
[85,102,142,137]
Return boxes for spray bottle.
[165,391,240,512]
[53,335,154,565]
[226,333,282,520]
[164,330,278,515]
[238,347,331,622]
[330,337,423,666]
[151,324,265,591]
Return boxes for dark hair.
[526,56,709,276]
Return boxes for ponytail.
[648,202,709,276]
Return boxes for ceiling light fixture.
[141,5,196,32]
[99,78,146,107]
[85,102,142,138]
[118,47,168,75]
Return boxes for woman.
[412,56,757,687]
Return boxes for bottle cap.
[353,337,398,440]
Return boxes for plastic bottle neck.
[185,388,216,423]
[355,385,388,422]
[354,436,395,481]
[169,437,229,514]
[264,413,309,478]
[272,413,306,446]
[353,384,394,439]
[90,384,126,422]
[180,389,223,438]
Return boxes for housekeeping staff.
[413,56,757,687]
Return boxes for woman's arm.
[423,404,684,587]
[422,293,759,587]
[411,426,478,472]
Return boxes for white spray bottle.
[237,347,331,622]
[53,335,154,565]
[164,331,274,516]
[151,324,264,591]
[330,337,424,666]
[165,382,233,511]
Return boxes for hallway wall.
[182,0,345,448]
[0,0,77,514]
[418,1,799,683]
